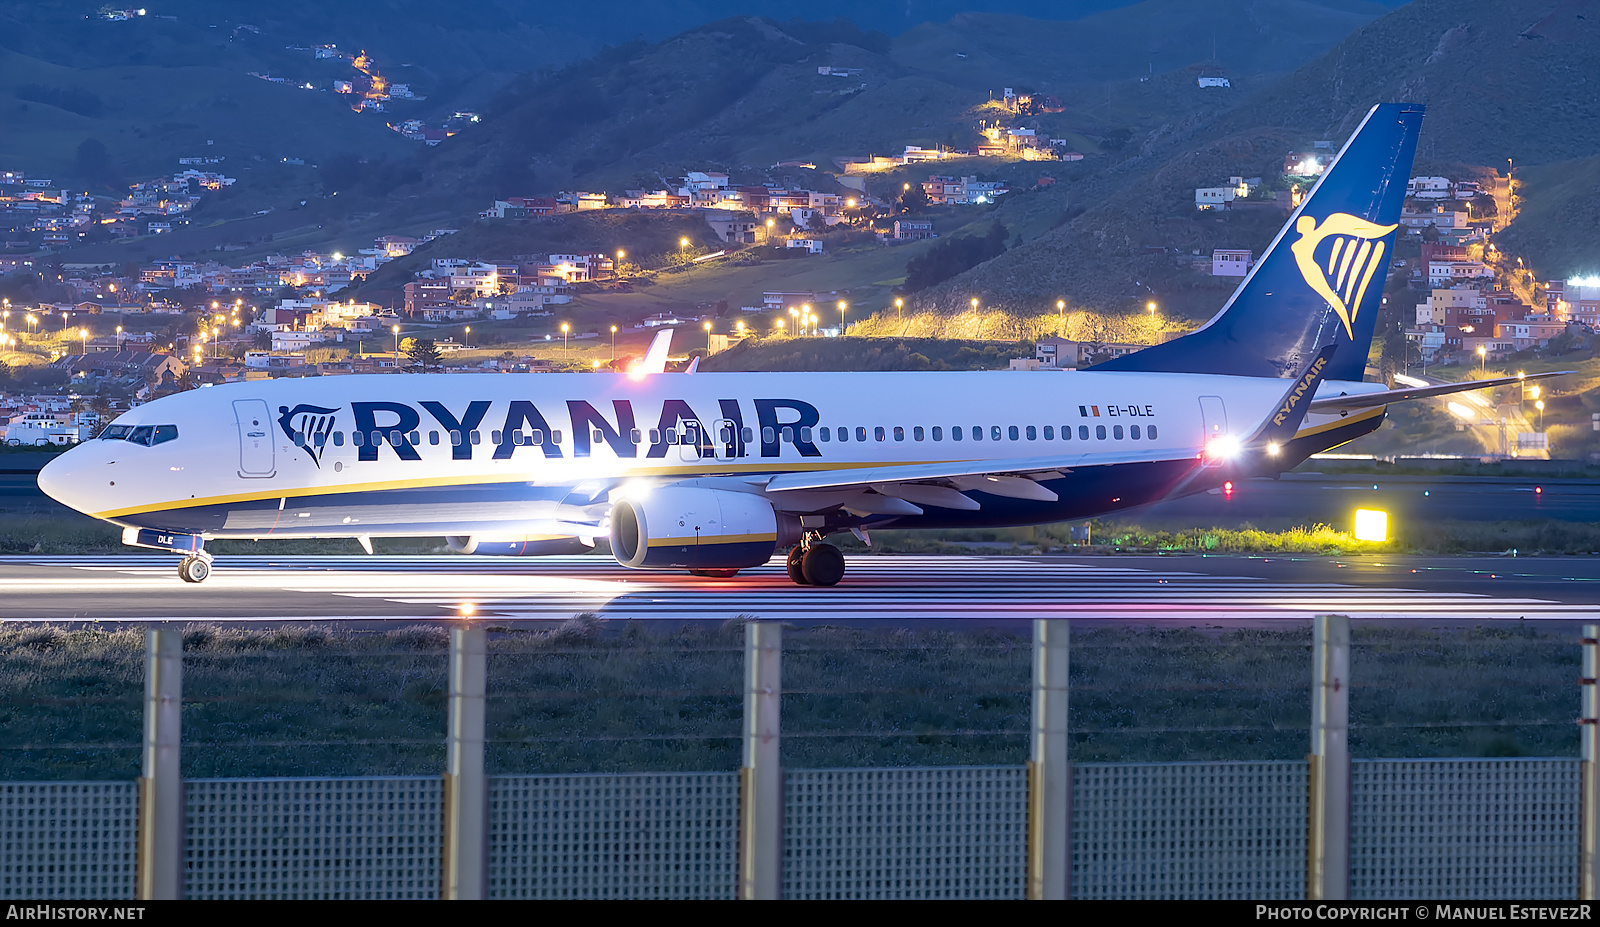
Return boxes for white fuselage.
[38,369,1384,540]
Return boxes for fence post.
[136,627,182,901]
[739,621,782,900]
[1028,619,1070,900]
[1307,614,1351,900]
[1581,624,1599,901]
[443,625,488,900]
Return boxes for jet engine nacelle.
[446,536,595,556]
[609,486,796,571]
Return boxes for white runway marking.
[3,555,1596,622]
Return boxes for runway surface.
[2,553,1596,624]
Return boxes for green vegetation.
[0,621,1579,780]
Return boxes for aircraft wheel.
[801,543,845,587]
[178,556,210,584]
[690,568,739,578]
[787,546,810,585]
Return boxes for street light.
[1147,300,1157,317]
[1477,344,1486,372]
[464,325,470,347]
[1536,399,1545,430]
[610,324,618,359]
[1056,299,1064,328]
[703,320,712,350]
[971,297,979,311]
[776,318,785,336]
[392,324,401,367]
[895,297,903,320]
[79,327,87,355]
[561,322,569,359]
[116,325,122,350]
[838,300,847,335]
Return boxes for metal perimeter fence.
[0,758,1582,900]
[3,617,1598,900]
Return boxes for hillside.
[1495,153,1600,281]
[890,0,1389,89]
[906,0,1600,322]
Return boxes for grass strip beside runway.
[0,621,1578,780]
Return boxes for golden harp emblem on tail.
[1289,213,1399,339]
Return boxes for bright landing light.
[1206,435,1242,461]
[1353,509,1389,542]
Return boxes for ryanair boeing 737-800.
[35,104,1564,585]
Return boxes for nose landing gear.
[787,533,846,587]
[178,553,212,584]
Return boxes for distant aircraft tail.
[1093,103,1423,383]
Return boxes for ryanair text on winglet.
[1271,355,1328,427]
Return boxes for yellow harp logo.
[1289,213,1398,339]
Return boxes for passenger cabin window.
[742,427,754,443]
[913,426,924,441]
[855,426,867,442]
[1148,425,1158,440]
[819,427,831,443]
[762,426,776,444]
[893,426,904,441]
[1130,425,1141,440]
[874,426,885,442]
[1026,425,1036,440]
[992,426,1003,441]
[837,427,848,442]
[951,426,962,442]
[470,431,481,445]
[333,432,345,447]
[972,426,983,441]
[1096,425,1107,440]
[1044,426,1054,440]
[1008,426,1019,441]
[1078,425,1089,440]
[799,426,812,444]
[450,430,462,446]
[781,426,794,443]
[932,426,943,441]
[1113,425,1124,440]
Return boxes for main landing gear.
[787,534,846,587]
[178,553,212,584]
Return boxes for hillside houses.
[1405,283,1578,362]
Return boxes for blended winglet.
[1246,343,1339,449]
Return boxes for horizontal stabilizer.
[1309,370,1574,412]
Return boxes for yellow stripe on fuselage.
[89,458,972,520]
[1293,405,1385,440]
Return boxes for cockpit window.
[111,424,179,447]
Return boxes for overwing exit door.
[234,399,276,478]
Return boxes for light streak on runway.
[1,555,1596,623]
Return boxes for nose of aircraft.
[37,442,103,516]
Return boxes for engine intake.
[610,487,793,571]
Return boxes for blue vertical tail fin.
[1093,103,1423,382]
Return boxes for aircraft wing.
[1309,370,1572,412]
[762,448,1201,506]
